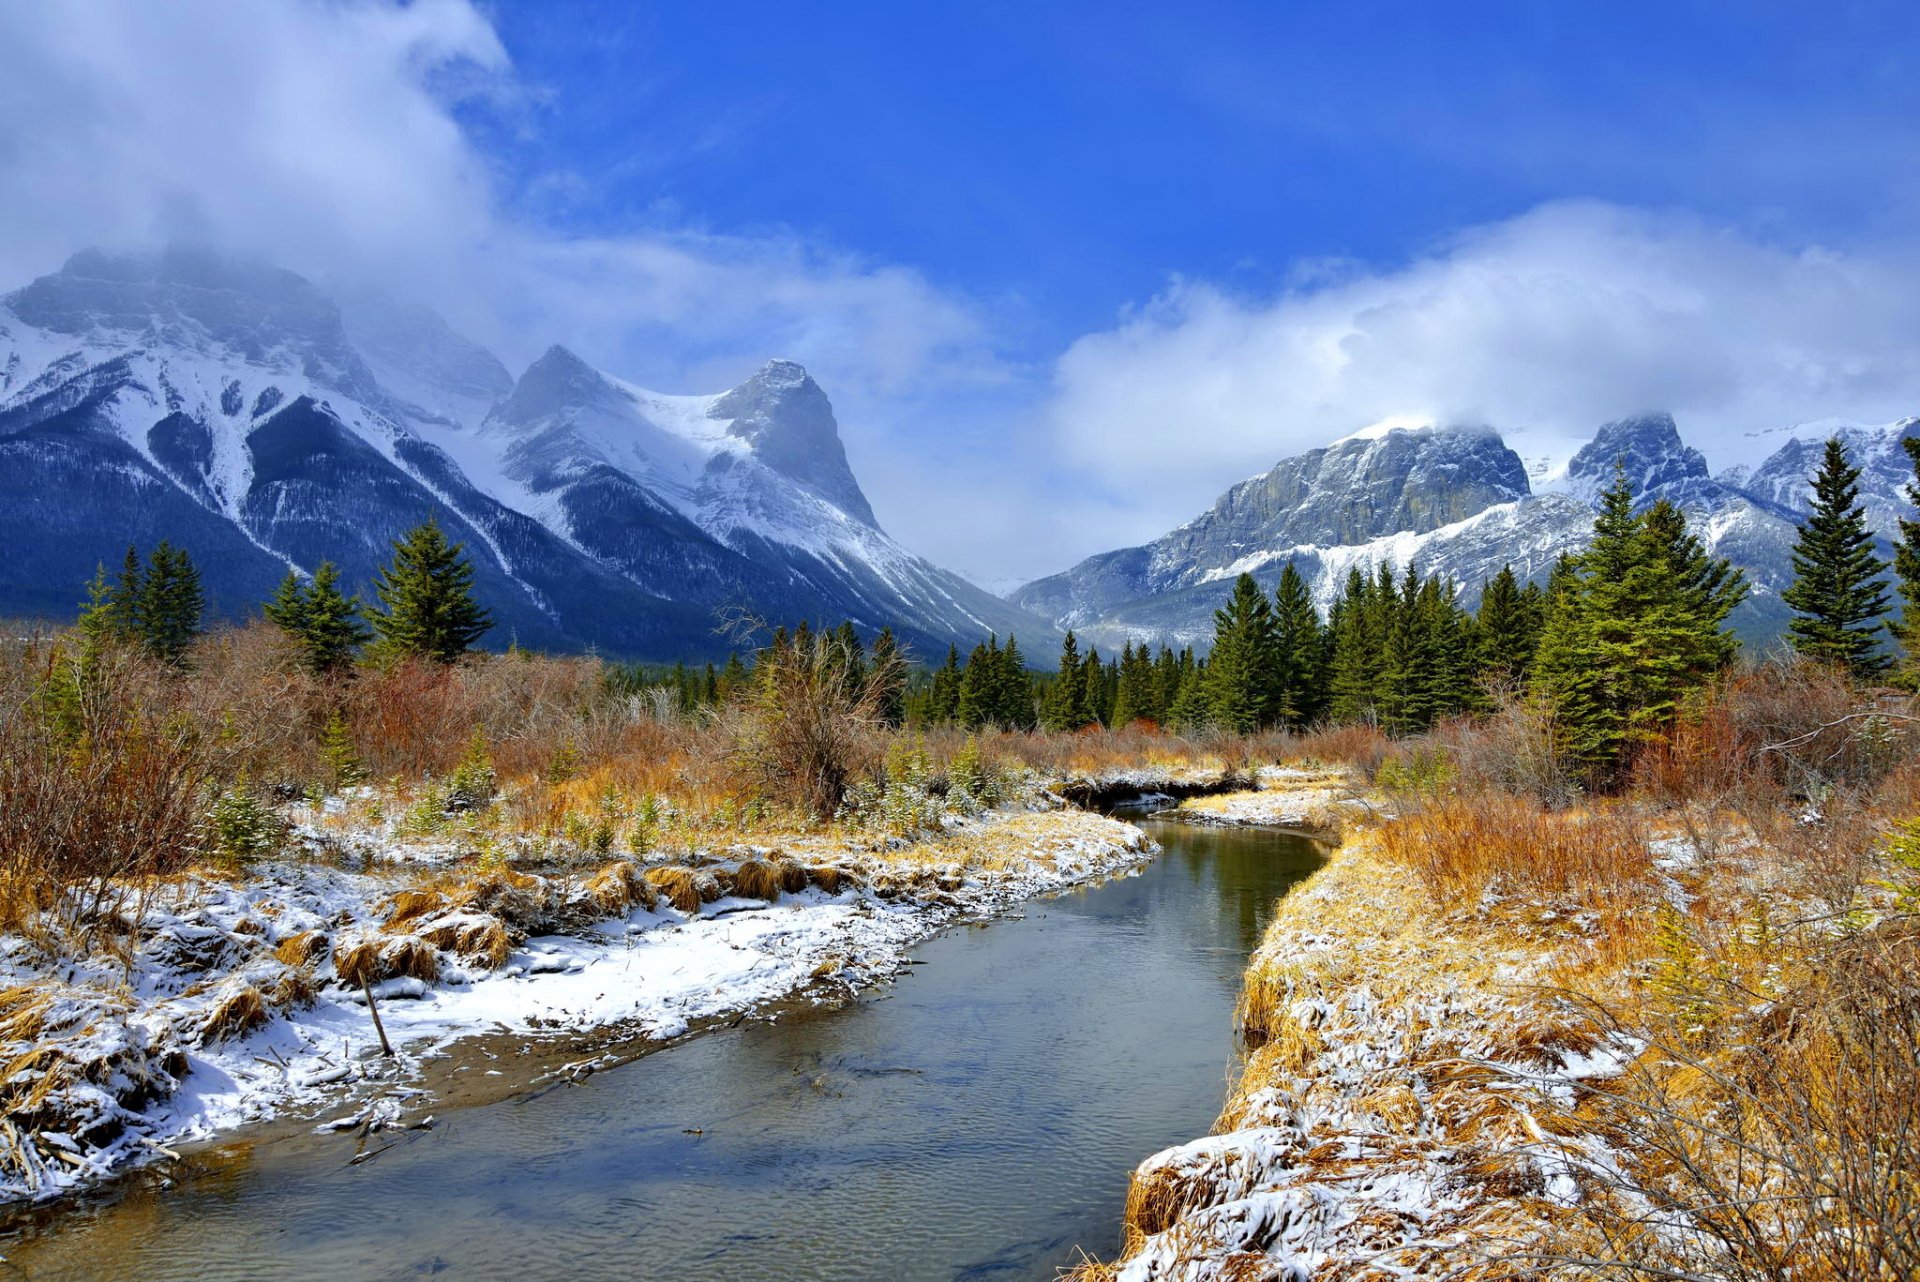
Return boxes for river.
[0,816,1324,1281]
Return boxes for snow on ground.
[1087,828,1642,1280]
[0,806,1153,1205]
[1165,768,1359,833]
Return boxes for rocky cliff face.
[0,247,1055,660]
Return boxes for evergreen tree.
[136,541,204,665]
[368,517,492,662]
[1782,437,1892,677]
[264,561,370,675]
[1043,631,1095,731]
[869,627,906,726]
[77,553,140,647]
[1167,650,1210,730]
[1895,435,1920,685]
[927,644,963,725]
[1476,565,1543,690]
[995,634,1036,729]
[1327,568,1381,724]
[1110,641,1158,728]
[1205,573,1280,732]
[1150,645,1178,724]
[1271,563,1325,728]
[831,621,868,686]
[957,638,997,728]
[1532,473,1747,783]
[718,652,749,702]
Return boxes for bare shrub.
[0,638,211,934]
[1550,923,1920,1282]
[719,626,901,820]
[1377,795,1653,919]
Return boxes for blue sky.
[485,0,1920,349]
[5,1,1920,584]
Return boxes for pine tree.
[1476,565,1543,690]
[136,541,204,665]
[265,561,370,675]
[1043,630,1095,731]
[1895,435,1920,686]
[995,634,1036,729]
[1783,437,1892,678]
[1532,472,1747,783]
[1167,651,1209,730]
[1111,641,1158,728]
[927,644,963,725]
[1271,563,1325,728]
[368,517,492,662]
[719,652,749,702]
[1150,645,1178,724]
[870,627,906,726]
[957,637,999,728]
[1327,568,1380,724]
[1205,573,1280,732]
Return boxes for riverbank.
[1073,785,1920,1280]
[0,790,1156,1205]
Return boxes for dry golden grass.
[200,985,268,1042]
[333,933,441,987]
[272,930,330,967]
[581,860,656,916]
[720,859,786,902]
[644,865,723,915]
[412,914,513,969]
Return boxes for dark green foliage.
[368,517,492,663]
[79,542,204,665]
[263,560,371,675]
[1042,630,1097,731]
[1782,438,1891,678]
[1272,563,1326,729]
[1205,574,1280,733]
[1110,641,1158,728]
[927,644,963,725]
[1476,564,1545,689]
[1897,436,1920,686]
[1532,470,1747,783]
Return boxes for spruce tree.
[957,638,997,728]
[1783,437,1892,678]
[1895,434,1920,686]
[1111,641,1158,728]
[995,634,1036,729]
[1533,473,1747,783]
[927,644,963,725]
[368,517,492,662]
[1043,630,1095,731]
[1476,565,1543,689]
[1205,573,1280,732]
[137,541,204,665]
[1271,563,1325,728]
[265,561,370,675]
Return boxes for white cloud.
[0,0,1024,575]
[0,0,1002,409]
[1049,201,1920,547]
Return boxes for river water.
[0,817,1323,1282]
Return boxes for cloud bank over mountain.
[5,2,1920,584]
[1048,201,1920,542]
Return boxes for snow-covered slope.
[0,247,1054,659]
[1015,411,1914,651]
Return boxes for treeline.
[913,436,1920,786]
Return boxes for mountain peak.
[492,345,624,427]
[712,360,876,527]
[1566,411,1710,502]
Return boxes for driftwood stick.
[360,977,395,1057]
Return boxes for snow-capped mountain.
[0,247,1053,660]
[1014,411,1917,651]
